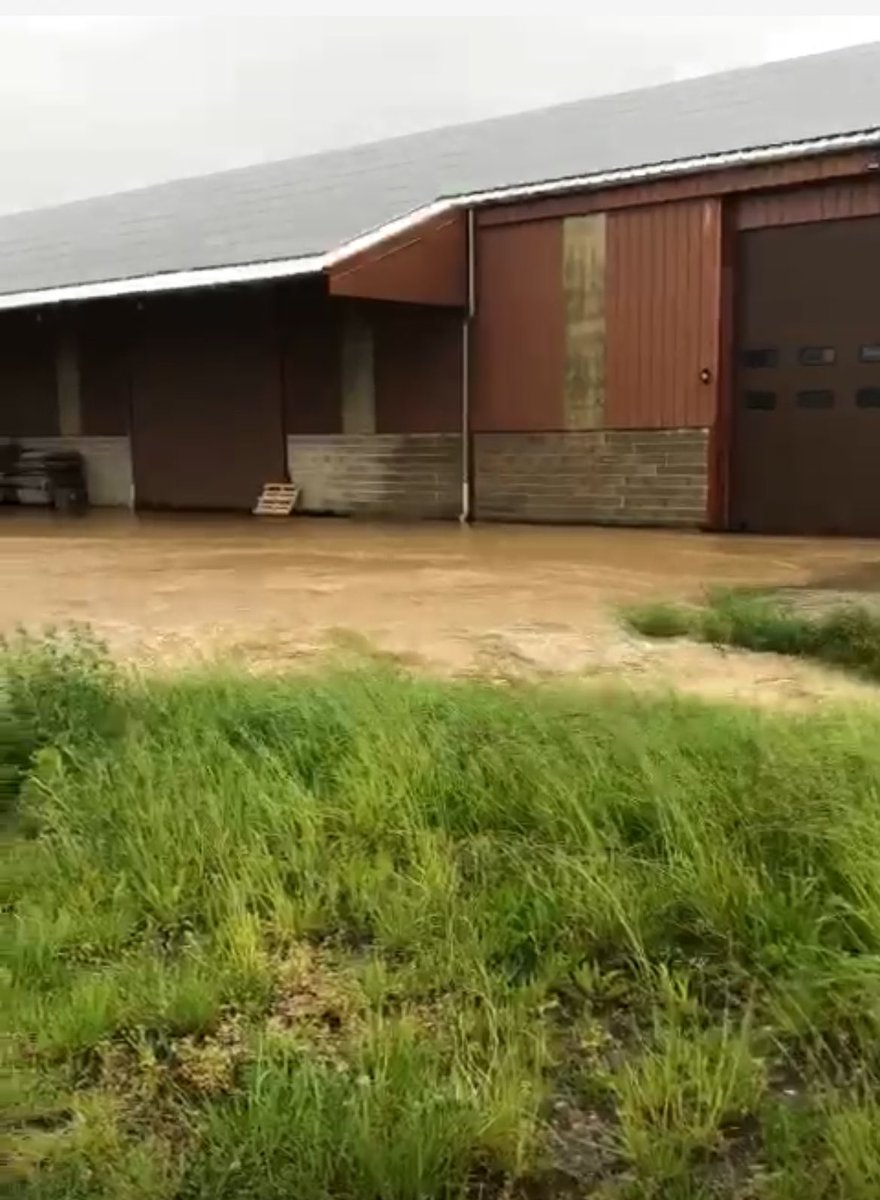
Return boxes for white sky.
[0,14,878,214]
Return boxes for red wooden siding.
[735,177,880,229]
[471,221,565,431]
[328,212,466,308]
[606,198,722,429]
[478,149,877,228]
[374,304,461,433]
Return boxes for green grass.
[6,630,880,1196]
[625,590,880,682]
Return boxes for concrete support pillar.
[341,307,375,434]
[56,325,82,437]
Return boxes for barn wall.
[284,300,464,518]
[0,311,58,436]
[605,198,722,428]
[281,288,342,435]
[477,148,877,227]
[470,196,722,524]
[735,176,880,230]
[77,303,132,436]
[473,429,709,525]
[340,307,376,434]
[329,212,466,308]
[373,303,462,434]
[288,433,461,518]
[471,221,565,431]
[0,304,134,506]
[130,289,286,510]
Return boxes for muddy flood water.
[4,511,880,705]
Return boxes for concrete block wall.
[3,437,133,507]
[473,429,709,526]
[288,434,462,519]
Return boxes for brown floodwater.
[3,511,880,705]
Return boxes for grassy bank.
[5,632,880,1197]
[625,590,880,682]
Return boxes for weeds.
[5,632,880,1195]
[622,601,694,641]
[625,590,880,682]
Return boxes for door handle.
[700,368,713,385]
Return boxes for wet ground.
[4,511,880,705]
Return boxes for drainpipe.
[460,207,475,524]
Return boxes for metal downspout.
[460,207,475,523]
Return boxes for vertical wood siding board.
[618,215,630,428]
[701,202,713,427]
[659,208,671,427]
[688,203,699,425]
[594,214,607,428]
[694,201,707,425]
[638,211,651,427]
[677,203,690,427]
[554,223,567,428]
[472,221,565,432]
[616,217,627,428]
[634,214,645,428]
[679,205,689,427]
[605,216,620,426]
[610,215,623,428]
[670,204,684,428]
[705,200,723,429]
[661,207,672,428]
[685,206,695,424]
[596,214,607,428]
[703,201,715,425]
[627,214,637,428]
[692,203,704,426]
[620,215,632,428]
[606,215,619,427]
[605,220,609,427]
[647,211,658,428]
[642,213,650,426]
[696,204,708,427]
[689,203,701,422]
[622,215,634,427]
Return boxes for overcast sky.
[1,13,879,215]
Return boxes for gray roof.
[1,40,879,299]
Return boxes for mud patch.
[3,513,880,707]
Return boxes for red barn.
[1,43,879,533]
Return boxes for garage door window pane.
[798,346,836,366]
[797,390,834,409]
[860,346,880,364]
[745,391,776,410]
[743,348,778,368]
[857,389,880,408]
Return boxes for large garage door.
[731,217,880,535]
[131,289,285,510]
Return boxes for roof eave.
[0,126,878,313]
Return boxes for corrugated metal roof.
[0,40,878,303]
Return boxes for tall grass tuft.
[626,590,880,682]
[5,632,880,1196]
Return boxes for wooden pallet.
[253,482,300,517]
